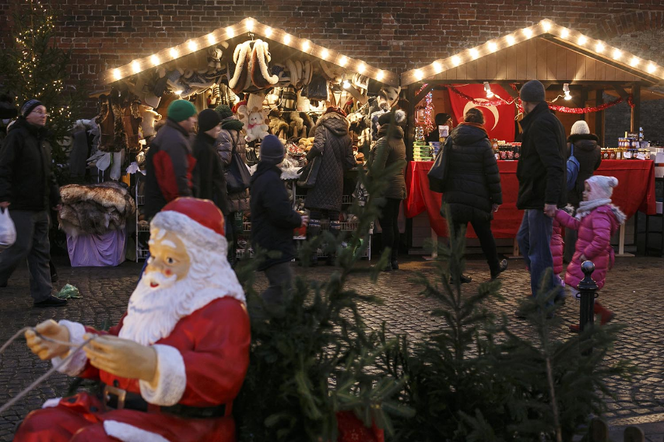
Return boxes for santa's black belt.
[102,384,227,418]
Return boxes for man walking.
[0,99,64,307]
[516,80,567,305]
[144,99,197,219]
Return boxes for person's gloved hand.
[83,334,158,382]
[25,320,70,360]
[544,204,557,218]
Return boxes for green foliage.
[233,110,412,441]
[378,206,635,441]
[0,0,86,171]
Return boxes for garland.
[505,83,634,114]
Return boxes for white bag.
[0,208,16,251]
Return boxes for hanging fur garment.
[228,41,252,94]
[250,39,279,89]
[96,94,113,152]
[122,98,143,153]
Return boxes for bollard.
[578,260,598,333]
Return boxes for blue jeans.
[517,209,557,299]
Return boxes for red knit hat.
[151,198,226,249]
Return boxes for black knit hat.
[198,109,221,132]
[519,80,546,102]
[259,134,285,164]
[20,99,43,118]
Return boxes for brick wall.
[1,0,663,117]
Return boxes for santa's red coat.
[15,297,251,442]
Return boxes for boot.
[569,302,615,332]
[490,259,508,280]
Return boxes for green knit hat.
[215,104,234,120]
[168,99,197,122]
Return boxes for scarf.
[459,121,487,133]
[575,198,612,220]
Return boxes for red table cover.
[405,160,656,238]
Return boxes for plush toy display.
[268,109,289,140]
[238,93,269,142]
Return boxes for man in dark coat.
[564,119,602,261]
[144,99,197,219]
[192,109,230,217]
[250,135,308,305]
[442,108,507,281]
[0,99,65,307]
[516,80,567,304]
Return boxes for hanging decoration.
[547,95,634,113]
[447,85,515,107]
[421,92,434,136]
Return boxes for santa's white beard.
[119,246,245,346]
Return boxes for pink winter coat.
[551,220,564,275]
[555,205,624,290]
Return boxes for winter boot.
[569,302,615,333]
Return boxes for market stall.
[98,17,400,260]
[400,19,664,253]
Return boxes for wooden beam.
[406,84,417,162]
[498,82,519,99]
[579,87,589,119]
[630,82,641,133]
[611,85,630,100]
[595,89,605,146]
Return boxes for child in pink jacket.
[554,175,625,332]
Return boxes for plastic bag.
[0,208,16,251]
[56,284,82,299]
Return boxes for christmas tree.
[0,0,84,166]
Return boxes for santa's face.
[146,229,191,286]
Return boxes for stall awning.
[401,19,664,87]
[101,17,398,86]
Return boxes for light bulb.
[452,55,461,66]
[170,48,179,59]
[488,41,497,52]
[630,57,640,67]
[302,41,310,51]
[188,40,198,51]
[484,82,494,98]
[560,28,569,39]
[523,28,533,38]
[321,48,329,59]
[207,33,217,44]
[226,27,234,37]
[112,69,122,81]
[470,48,479,59]
[432,61,443,73]
[283,34,291,44]
[506,35,515,45]
[376,70,385,81]
[246,19,254,32]
[264,27,273,37]
[542,20,552,32]
[595,42,605,53]
[564,92,572,101]
[647,63,657,74]
[339,56,347,66]
[131,61,140,73]
[578,35,587,45]
[357,63,365,73]
[415,69,424,80]
[342,80,350,89]
[612,49,622,60]
[175,90,183,96]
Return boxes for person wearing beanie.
[214,104,249,265]
[555,175,624,332]
[304,105,355,266]
[250,135,307,305]
[564,119,602,262]
[371,109,408,271]
[426,113,454,142]
[144,99,198,219]
[17,197,251,442]
[0,99,64,307]
[192,109,229,218]
[515,79,567,311]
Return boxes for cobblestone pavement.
[0,254,662,441]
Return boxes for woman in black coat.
[563,120,602,261]
[442,108,507,281]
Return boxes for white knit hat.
[586,175,618,200]
[571,120,590,135]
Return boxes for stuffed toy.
[289,111,306,139]
[139,104,162,139]
[239,93,269,142]
[268,109,289,140]
[207,47,223,71]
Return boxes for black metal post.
[578,260,598,333]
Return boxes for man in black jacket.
[250,135,308,306]
[0,99,65,307]
[516,81,566,304]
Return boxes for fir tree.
[0,0,85,167]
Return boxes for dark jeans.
[225,213,236,265]
[454,217,500,275]
[517,209,557,299]
[262,261,294,306]
[379,198,401,261]
[0,210,52,302]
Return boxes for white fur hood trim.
[139,344,186,406]
[103,420,170,442]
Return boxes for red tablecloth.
[405,160,656,238]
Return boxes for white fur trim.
[139,345,186,406]
[255,40,279,86]
[229,41,250,91]
[42,397,62,408]
[52,320,88,376]
[151,211,227,254]
[286,59,299,87]
[103,421,170,442]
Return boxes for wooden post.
[406,84,417,162]
[595,89,605,146]
[589,418,609,442]
[624,426,645,442]
[630,82,641,133]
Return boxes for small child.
[555,175,625,332]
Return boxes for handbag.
[226,132,252,193]
[566,143,580,191]
[297,153,322,189]
[427,137,452,193]
[0,208,16,252]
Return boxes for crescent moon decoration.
[462,98,501,131]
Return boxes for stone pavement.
[0,254,662,441]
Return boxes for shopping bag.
[0,208,16,251]
[297,154,322,189]
[226,134,252,193]
[566,143,580,191]
[427,137,452,193]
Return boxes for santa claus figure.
[17,198,250,442]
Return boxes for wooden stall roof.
[402,19,664,87]
[101,17,398,87]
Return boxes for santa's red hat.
[150,198,226,250]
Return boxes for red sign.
[448,84,516,141]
